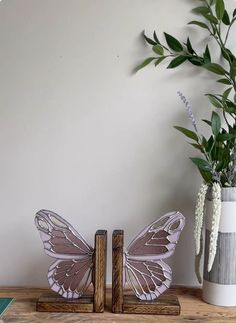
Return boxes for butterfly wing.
[48,258,93,299]
[125,211,185,300]
[125,259,171,301]
[35,209,93,259]
[35,209,93,299]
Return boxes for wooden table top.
[0,287,236,322]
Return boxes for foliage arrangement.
[138,0,236,188]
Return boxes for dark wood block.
[36,292,94,313]
[94,230,107,313]
[112,230,124,313]
[123,294,180,315]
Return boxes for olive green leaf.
[155,56,166,66]
[167,56,188,68]
[192,6,210,15]
[199,169,212,183]
[217,133,235,141]
[222,10,230,25]
[186,37,194,54]
[230,60,236,78]
[143,33,156,46]
[223,87,232,99]
[206,94,222,108]
[164,33,183,52]
[203,63,226,75]
[211,111,221,136]
[216,78,232,85]
[136,57,156,71]
[174,126,198,141]
[152,44,164,55]
[215,0,225,20]
[204,45,211,63]
[190,158,212,171]
[153,31,160,44]
[202,119,212,126]
[188,21,209,29]
[203,14,218,24]
[188,57,205,66]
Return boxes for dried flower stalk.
[208,182,221,272]
[194,183,208,255]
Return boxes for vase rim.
[208,186,236,189]
[207,186,236,201]
[221,187,236,190]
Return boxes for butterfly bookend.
[112,211,185,315]
[35,210,107,313]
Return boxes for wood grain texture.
[94,230,107,313]
[123,294,180,315]
[2,287,236,322]
[112,230,124,313]
[36,292,93,313]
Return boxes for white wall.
[0,0,235,287]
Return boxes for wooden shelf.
[1,287,236,322]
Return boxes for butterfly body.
[35,209,93,299]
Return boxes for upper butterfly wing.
[35,209,93,259]
[126,211,185,261]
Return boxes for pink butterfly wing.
[35,209,93,259]
[126,211,185,260]
[35,209,93,299]
[48,258,93,299]
[125,259,171,301]
[125,211,185,300]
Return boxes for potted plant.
[137,0,236,306]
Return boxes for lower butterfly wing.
[125,258,171,301]
[35,209,93,259]
[48,256,93,299]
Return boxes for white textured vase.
[203,187,236,306]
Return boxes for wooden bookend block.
[93,230,107,313]
[36,229,107,313]
[123,293,180,315]
[112,230,124,313]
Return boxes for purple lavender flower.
[177,91,198,133]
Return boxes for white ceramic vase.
[202,187,236,306]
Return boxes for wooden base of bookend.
[36,292,94,313]
[36,230,107,313]
[123,294,180,315]
[112,230,180,315]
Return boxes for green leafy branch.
[174,111,236,186]
[137,0,236,91]
[137,0,236,186]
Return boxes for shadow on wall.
[153,121,200,286]
[24,257,51,288]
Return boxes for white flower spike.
[208,182,221,272]
[194,183,208,255]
